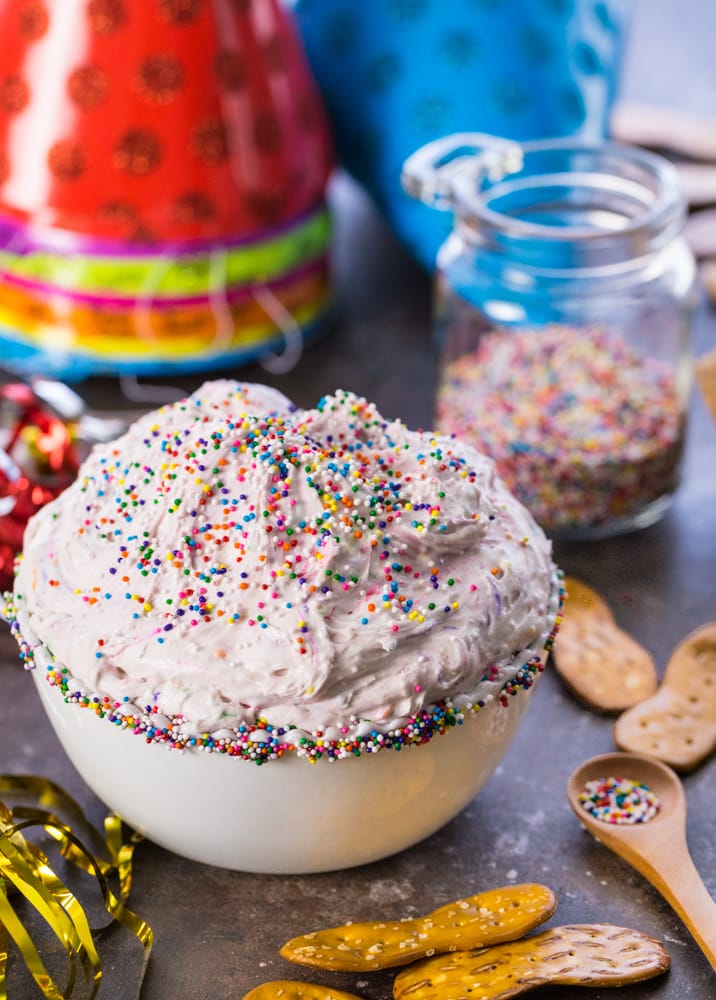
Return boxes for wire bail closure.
[401,133,524,211]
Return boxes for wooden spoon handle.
[639,847,716,971]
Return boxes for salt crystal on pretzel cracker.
[244,982,364,1000]
[392,923,670,1000]
[280,884,557,972]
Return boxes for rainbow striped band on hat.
[0,203,331,380]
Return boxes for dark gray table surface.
[2,3,716,997]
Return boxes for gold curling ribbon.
[0,775,153,999]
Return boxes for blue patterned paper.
[293,0,630,268]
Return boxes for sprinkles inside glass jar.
[579,775,661,825]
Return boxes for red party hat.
[0,0,334,377]
[0,0,332,243]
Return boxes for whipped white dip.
[12,381,559,743]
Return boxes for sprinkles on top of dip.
[579,776,661,825]
[7,380,561,763]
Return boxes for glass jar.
[402,135,696,540]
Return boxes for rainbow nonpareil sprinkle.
[4,584,559,765]
[436,325,684,535]
[579,776,661,825]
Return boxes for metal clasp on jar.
[401,132,523,211]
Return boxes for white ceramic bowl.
[32,667,540,874]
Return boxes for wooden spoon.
[567,751,716,972]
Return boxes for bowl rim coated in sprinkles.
[4,581,562,766]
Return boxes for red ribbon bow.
[0,383,80,590]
